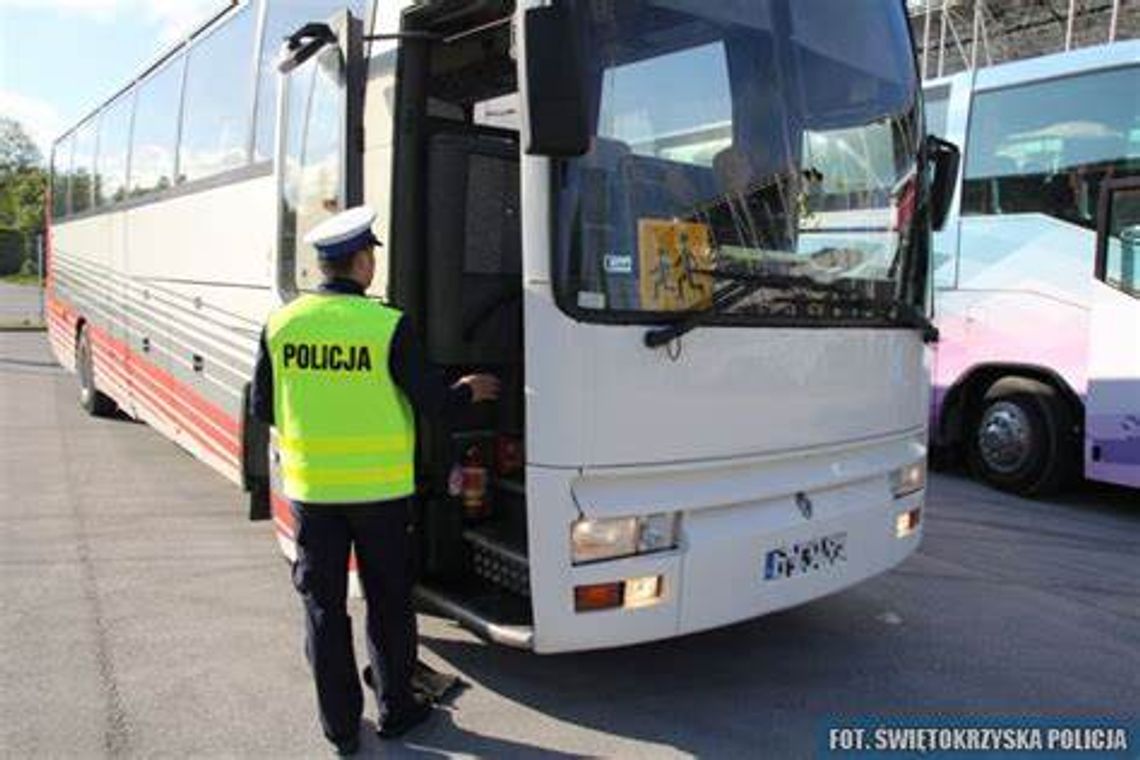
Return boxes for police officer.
[250,206,499,754]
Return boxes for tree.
[0,117,43,176]
[0,118,48,273]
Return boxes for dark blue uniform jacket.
[250,279,471,426]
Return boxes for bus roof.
[924,38,1139,93]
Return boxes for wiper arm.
[643,270,813,349]
[890,300,939,344]
[643,270,939,348]
[817,291,940,344]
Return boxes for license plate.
[763,532,848,581]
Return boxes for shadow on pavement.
[406,601,911,759]
[354,713,585,758]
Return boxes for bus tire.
[76,326,116,418]
[967,377,1074,497]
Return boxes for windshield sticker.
[637,219,714,311]
[577,291,606,310]
[603,253,634,275]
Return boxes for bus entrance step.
[463,526,529,598]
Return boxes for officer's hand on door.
[456,374,501,403]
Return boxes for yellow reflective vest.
[266,294,415,503]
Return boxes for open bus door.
[1086,177,1140,489]
[274,10,364,302]
[269,11,363,529]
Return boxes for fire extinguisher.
[455,444,489,520]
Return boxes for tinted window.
[253,0,366,161]
[51,135,73,219]
[97,93,134,206]
[180,8,256,182]
[962,66,1140,228]
[598,42,732,167]
[554,0,921,321]
[129,56,185,196]
[70,118,98,215]
[1103,185,1140,298]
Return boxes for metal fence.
[0,234,45,329]
[909,0,1137,79]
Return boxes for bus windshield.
[552,0,922,323]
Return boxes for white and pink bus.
[924,41,1140,494]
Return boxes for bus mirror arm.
[278,23,337,74]
[925,135,960,232]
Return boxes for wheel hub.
[978,401,1032,474]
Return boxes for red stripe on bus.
[93,350,237,467]
[125,364,241,461]
[49,293,242,471]
[48,295,241,466]
[85,324,242,456]
[272,493,295,538]
[47,293,241,443]
[88,324,241,438]
[77,321,241,467]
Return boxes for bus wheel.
[967,378,1073,497]
[76,326,116,417]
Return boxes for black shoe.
[378,698,433,740]
[332,734,360,756]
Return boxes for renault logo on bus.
[795,492,813,520]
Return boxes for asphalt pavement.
[0,281,43,327]
[1,330,1137,759]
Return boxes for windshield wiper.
[643,270,938,348]
[642,269,766,348]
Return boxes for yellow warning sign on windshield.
[638,219,714,311]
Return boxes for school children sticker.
[637,219,714,311]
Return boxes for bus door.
[270,11,363,532]
[1086,178,1140,488]
[275,11,363,300]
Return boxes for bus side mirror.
[523,2,590,157]
[926,135,960,232]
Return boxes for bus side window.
[70,118,98,216]
[961,65,1138,231]
[129,55,185,197]
[1104,187,1140,298]
[51,134,74,220]
[179,6,256,184]
[96,93,134,207]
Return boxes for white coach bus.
[46,0,957,652]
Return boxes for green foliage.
[0,119,46,272]
[0,117,42,175]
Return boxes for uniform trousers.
[290,498,418,743]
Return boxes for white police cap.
[303,205,382,260]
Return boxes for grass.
[0,319,45,331]
[0,273,42,286]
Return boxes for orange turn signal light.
[574,582,624,612]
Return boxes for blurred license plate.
[763,532,847,581]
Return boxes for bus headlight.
[890,460,926,498]
[571,513,680,564]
